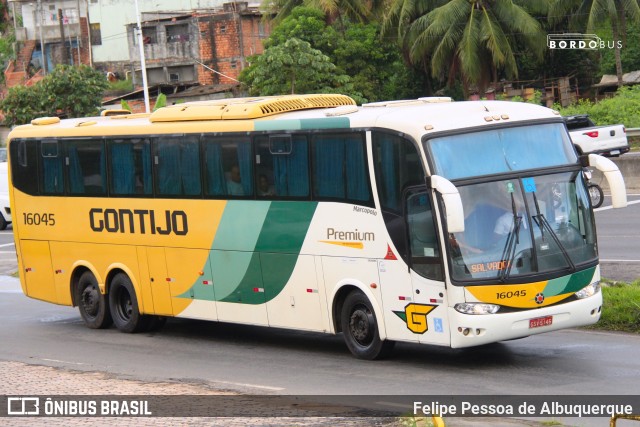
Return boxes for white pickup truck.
[564,114,630,157]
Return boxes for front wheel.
[588,183,604,208]
[340,291,395,360]
[76,271,112,329]
[108,273,147,333]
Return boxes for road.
[0,196,638,427]
[596,193,640,282]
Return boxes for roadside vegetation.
[587,280,640,333]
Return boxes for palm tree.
[383,0,547,96]
[549,0,640,88]
[269,0,384,24]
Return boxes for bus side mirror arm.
[427,175,465,233]
[588,154,627,208]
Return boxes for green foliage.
[0,65,108,127]
[107,78,134,92]
[598,20,640,76]
[554,86,640,127]
[383,0,547,94]
[0,29,15,85]
[243,6,421,101]
[0,84,46,127]
[240,37,353,97]
[120,100,132,111]
[585,282,640,333]
[153,93,167,111]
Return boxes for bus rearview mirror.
[429,175,465,233]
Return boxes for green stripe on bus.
[543,266,596,296]
[180,201,317,304]
[254,118,350,131]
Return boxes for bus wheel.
[109,273,146,333]
[340,291,395,360]
[0,214,7,230]
[76,271,112,329]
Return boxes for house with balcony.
[6,0,91,87]
[6,0,268,93]
[125,2,270,88]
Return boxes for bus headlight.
[454,303,500,315]
[575,281,601,299]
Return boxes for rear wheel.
[76,271,112,329]
[340,291,395,360]
[588,183,604,208]
[109,273,147,333]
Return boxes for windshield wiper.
[499,193,522,282]
[531,191,576,272]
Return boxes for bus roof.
[7,94,562,142]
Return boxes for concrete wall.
[591,153,640,191]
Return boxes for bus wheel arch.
[73,267,112,329]
[108,271,148,333]
[333,285,395,360]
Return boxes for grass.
[627,136,640,152]
[584,279,640,333]
[107,78,134,92]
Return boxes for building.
[125,2,269,87]
[6,0,269,90]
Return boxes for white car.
[0,162,12,230]
[564,115,630,157]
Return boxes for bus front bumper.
[448,293,602,348]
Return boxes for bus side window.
[312,133,371,204]
[255,134,309,198]
[203,136,252,198]
[405,190,443,281]
[67,140,106,195]
[109,138,152,196]
[10,140,38,195]
[154,135,201,196]
[41,140,64,195]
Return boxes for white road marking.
[595,199,640,211]
[213,380,285,391]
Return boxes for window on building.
[166,24,189,43]
[142,27,157,44]
[90,23,102,46]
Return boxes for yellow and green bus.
[8,94,627,359]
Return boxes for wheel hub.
[349,308,372,344]
[81,286,99,317]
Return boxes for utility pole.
[58,9,68,65]
[37,0,47,75]
[133,0,150,113]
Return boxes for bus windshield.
[447,171,597,282]
[427,123,577,180]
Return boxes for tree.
[1,65,109,127]
[549,0,640,87]
[269,0,383,24]
[383,0,547,95]
[239,38,352,96]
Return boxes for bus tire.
[76,271,112,329]
[0,214,7,231]
[340,291,395,360]
[109,273,146,333]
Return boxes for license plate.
[610,150,620,155]
[529,315,553,329]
